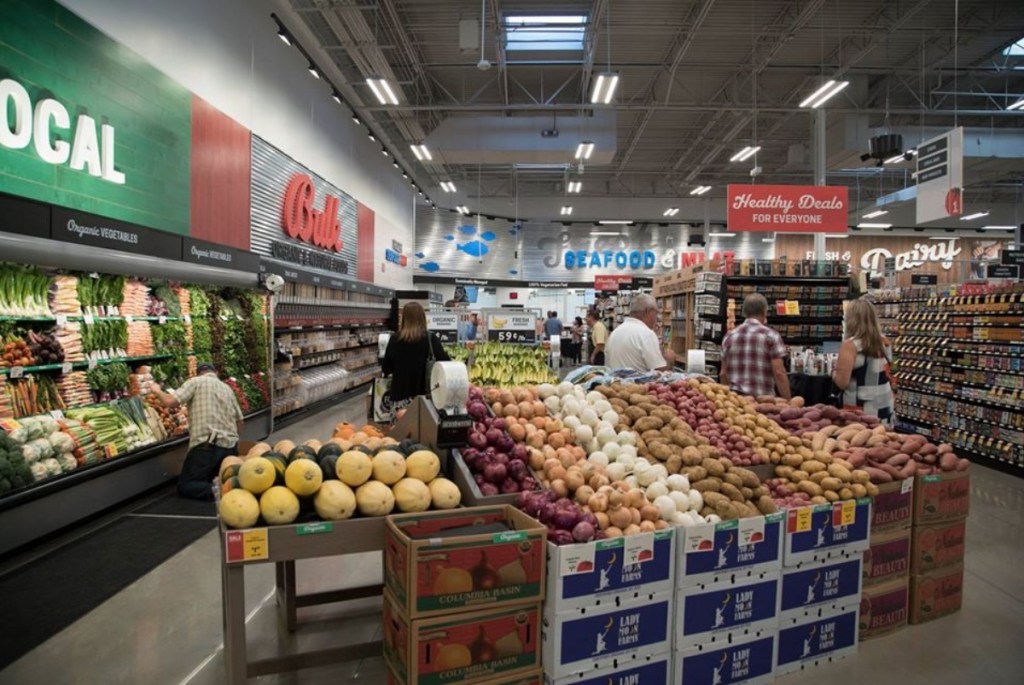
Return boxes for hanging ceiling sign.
[727,184,849,233]
[916,127,964,224]
[594,275,633,292]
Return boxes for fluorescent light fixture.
[663,208,680,217]
[456,205,470,215]
[981,225,1016,230]
[392,161,400,169]
[960,211,990,221]
[1007,98,1024,111]
[729,146,760,162]
[308,65,320,80]
[440,181,456,193]
[368,133,377,142]
[857,222,892,229]
[401,172,408,179]
[352,113,361,124]
[380,147,388,156]
[883,154,906,165]
[567,181,582,193]
[410,144,432,161]
[799,79,849,108]
[863,210,888,219]
[366,77,399,105]
[590,72,620,104]
[589,231,622,236]
[278,31,291,46]
[560,206,573,216]
[825,234,849,239]
[331,92,342,105]
[689,185,712,196]
[762,237,776,243]
[599,220,633,225]
[708,232,734,238]
[575,141,595,160]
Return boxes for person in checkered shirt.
[720,293,792,399]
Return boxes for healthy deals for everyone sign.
[727,185,849,233]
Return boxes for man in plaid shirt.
[720,294,792,399]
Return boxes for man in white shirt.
[605,294,676,371]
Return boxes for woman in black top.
[382,302,451,403]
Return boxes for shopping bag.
[371,376,395,423]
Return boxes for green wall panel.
[0,0,191,235]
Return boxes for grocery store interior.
[1,0,1023,683]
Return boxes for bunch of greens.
[188,287,210,317]
[236,290,269,375]
[191,319,212,356]
[86,362,130,393]
[77,274,125,315]
[0,264,52,317]
[151,283,182,318]
[152,322,189,387]
[0,431,34,494]
[240,376,264,410]
[207,291,227,373]
[81,320,128,357]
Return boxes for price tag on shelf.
[88,359,98,370]
[83,314,95,325]
[61,362,73,374]
[158,315,167,325]
[225,529,269,563]
[9,366,24,379]
[124,315,134,324]
[55,314,68,327]
[0,418,23,432]
[183,315,192,324]
[49,409,65,421]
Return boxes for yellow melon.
[350,431,369,445]
[260,486,300,525]
[284,459,323,496]
[392,478,432,513]
[428,478,461,509]
[219,489,260,529]
[273,440,296,454]
[314,481,357,520]
[238,456,276,494]
[372,450,407,485]
[337,451,373,487]
[355,480,394,516]
[405,450,440,483]
[247,442,272,458]
[303,439,323,452]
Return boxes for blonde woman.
[832,299,894,424]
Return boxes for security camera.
[750,165,762,177]
[263,273,285,293]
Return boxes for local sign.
[727,184,848,233]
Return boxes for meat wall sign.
[727,185,848,233]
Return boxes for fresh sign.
[487,313,536,344]
[727,184,848,232]
[0,78,124,185]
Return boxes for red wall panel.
[357,202,375,282]
[190,95,251,249]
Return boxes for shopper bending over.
[586,309,608,365]
[383,302,451,404]
[150,363,244,500]
[720,293,791,399]
[832,298,894,425]
[605,294,677,372]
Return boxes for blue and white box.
[673,632,777,685]
[674,571,780,650]
[776,600,860,675]
[677,513,784,588]
[543,651,671,685]
[783,499,871,567]
[546,529,675,613]
[779,554,863,622]
[542,590,673,679]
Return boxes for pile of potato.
[753,397,881,435]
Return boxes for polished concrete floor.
[2,394,1023,684]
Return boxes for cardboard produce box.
[776,601,860,676]
[779,554,862,623]
[859,578,909,640]
[389,669,543,685]
[541,590,673,679]
[675,570,780,651]
[382,591,541,685]
[783,499,871,567]
[450,450,528,506]
[863,527,911,586]
[910,518,966,574]
[676,512,784,588]
[546,529,674,613]
[914,471,970,525]
[870,478,914,531]
[909,562,964,624]
[384,506,546,619]
[674,632,777,685]
[543,651,671,685]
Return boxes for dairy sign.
[861,238,961,274]
[727,185,848,233]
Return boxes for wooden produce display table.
[218,517,386,684]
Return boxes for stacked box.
[909,472,969,624]
[382,506,547,684]
[783,499,871,567]
[776,601,860,675]
[859,479,913,640]
[541,530,675,680]
[543,651,671,685]
[674,514,784,684]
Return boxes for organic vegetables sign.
[727,184,849,233]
